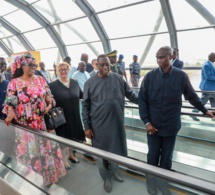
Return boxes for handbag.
[44,107,66,130]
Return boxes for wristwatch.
[145,122,150,127]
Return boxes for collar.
[158,66,173,77]
[208,60,214,65]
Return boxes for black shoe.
[69,157,79,164]
[104,178,112,193]
[84,154,96,163]
[146,175,157,195]
[113,171,124,182]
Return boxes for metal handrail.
[124,105,214,117]
[0,119,214,194]
[130,87,215,95]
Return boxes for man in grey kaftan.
[82,54,138,193]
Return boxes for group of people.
[0,46,214,194]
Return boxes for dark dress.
[49,79,85,142]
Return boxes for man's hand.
[85,129,94,139]
[205,111,215,118]
[146,123,158,135]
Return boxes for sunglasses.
[28,63,38,69]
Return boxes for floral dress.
[3,76,66,186]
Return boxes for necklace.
[59,78,70,87]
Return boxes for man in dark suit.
[172,48,184,69]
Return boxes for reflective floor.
[0,152,189,195]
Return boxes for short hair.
[79,61,86,66]
[208,52,215,61]
[173,48,179,52]
[63,56,71,63]
[97,54,107,62]
[158,46,173,56]
[91,59,97,64]
[56,62,71,76]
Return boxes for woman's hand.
[44,104,52,115]
[4,111,17,126]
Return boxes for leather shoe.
[113,171,124,182]
[69,157,79,163]
[104,178,112,193]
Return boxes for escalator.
[0,119,214,195]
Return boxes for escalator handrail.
[124,105,214,118]
[0,119,214,194]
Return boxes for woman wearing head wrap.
[2,53,66,186]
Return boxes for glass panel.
[201,0,215,17]
[110,33,170,70]
[177,29,215,67]
[38,47,60,70]
[2,36,26,53]
[67,42,103,68]
[3,10,41,32]
[0,47,6,56]
[98,2,167,38]
[0,26,13,37]
[0,1,18,16]
[88,0,144,12]
[32,0,84,24]
[0,120,214,194]
[24,0,39,3]
[170,0,212,29]
[24,29,56,49]
[54,18,100,44]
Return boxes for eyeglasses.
[98,63,110,67]
[156,56,166,60]
[59,69,69,73]
[28,63,38,69]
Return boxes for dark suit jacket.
[4,72,12,81]
[172,59,184,69]
[34,70,48,83]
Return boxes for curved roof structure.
[0,0,215,68]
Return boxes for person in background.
[0,71,9,119]
[116,54,127,82]
[81,53,93,73]
[107,50,118,73]
[0,57,11,81]
[90,59,98,77]
[172,48,184,69]
[52,62,58,81]
[49,62,85,168]
[39,62,52,83]
[82,54,138,193]
[129,55,140,87]
[138,46,214,195]
[2,53,66,187]
[192,52,215,120]
[72,61,90,92]
[63,56,77,78]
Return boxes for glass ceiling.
[0,0,215,69]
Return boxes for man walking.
[82,54,138,193]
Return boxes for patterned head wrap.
[11,52,36,75]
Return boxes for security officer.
[107,50,118,73]
[129,55,140,87]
